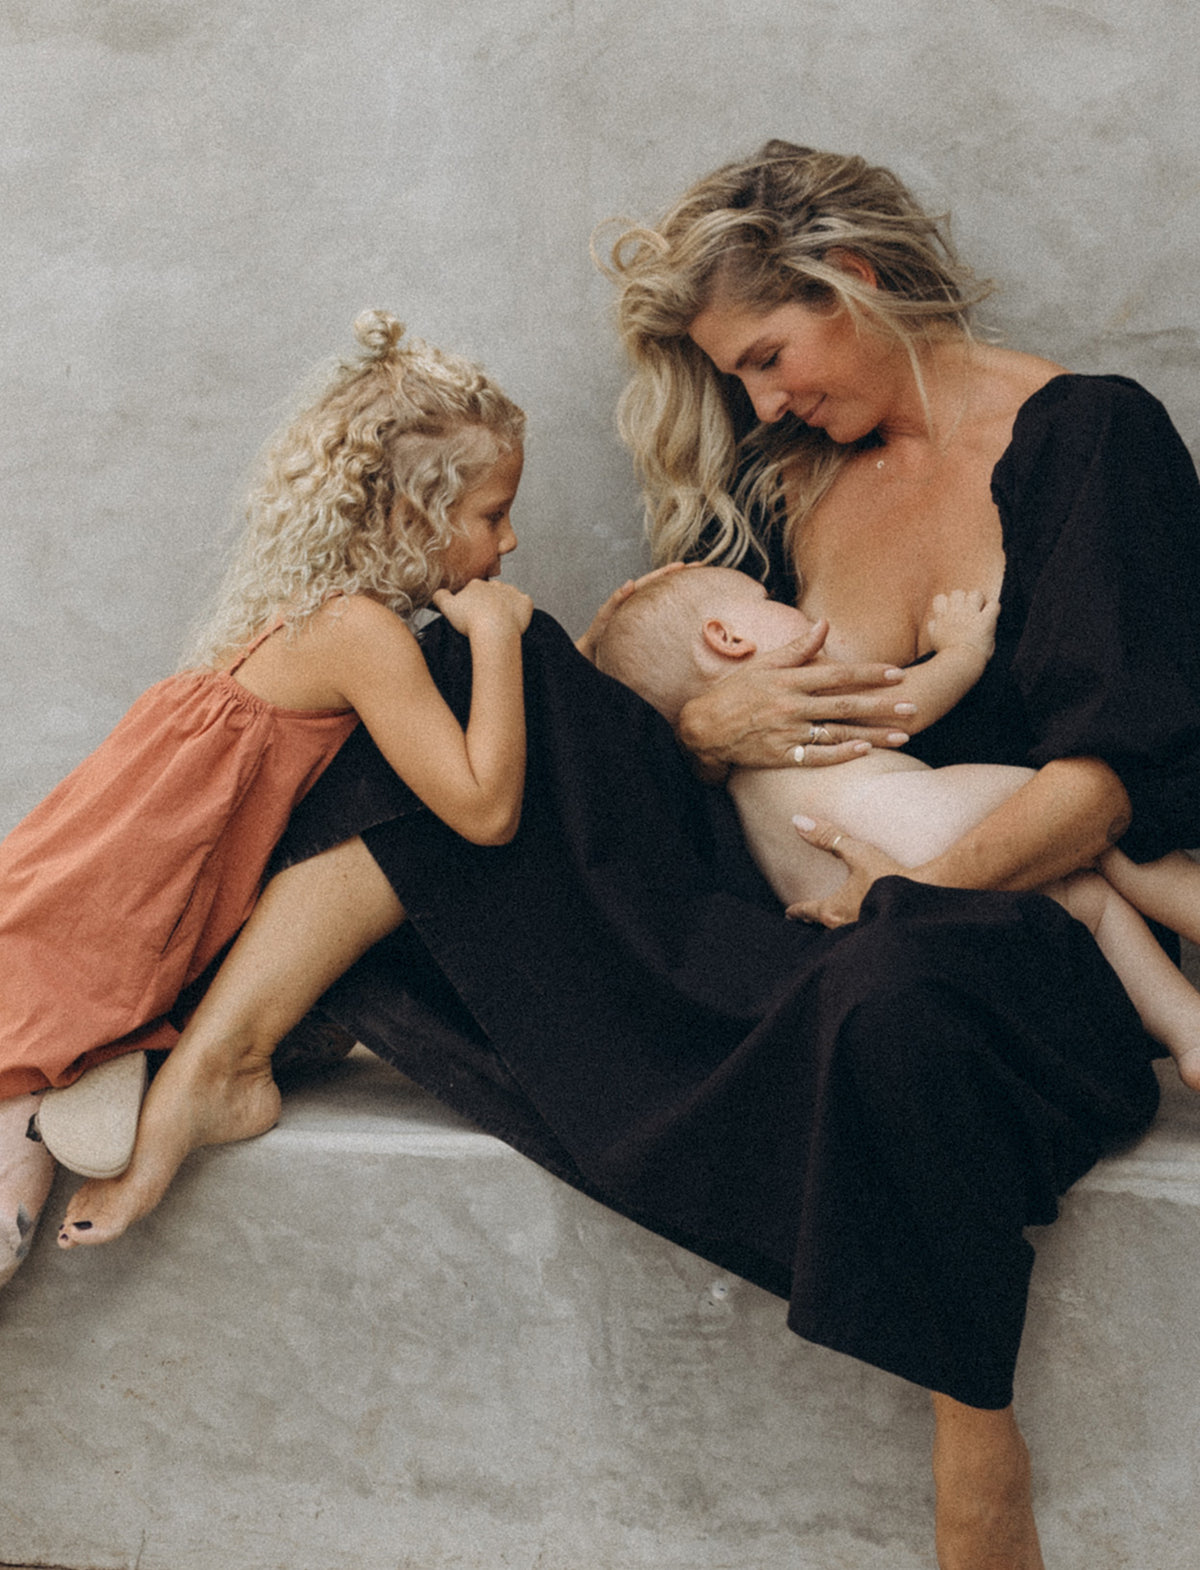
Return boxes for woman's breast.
[795,467,1006,664]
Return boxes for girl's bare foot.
[1,1092,57,1288]
[55,835,404,1250]
[57,1043,281,1249]
[931,1394,1046,1570]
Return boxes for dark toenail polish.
[72,1220,93,1231]
[25,1115,43,1144]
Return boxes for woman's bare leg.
[0,1092,56,1288]
[59,836,404,1247]
[931,1393,1045,1570]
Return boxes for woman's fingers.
[678,660,916,771]
[576,562,688,660]
[789,740,872,767]
[785,815,906,927]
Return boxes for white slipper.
[34,1052,149,1179]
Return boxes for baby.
[595,565,1200,1087]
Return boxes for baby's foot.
[1,1093,57,1289]
[58,1045,281,1249]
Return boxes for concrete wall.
[2,0,1199,829]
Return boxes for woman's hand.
[676,622,916,779]
[575,562,687,662]
[785,815,905,927]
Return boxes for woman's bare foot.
[1,1092,57,1288]
[931,1394,1045,1570]
[57,1042,281,1249]
[1174,1043,1200,1092]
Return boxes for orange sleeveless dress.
[0,629,358,1098]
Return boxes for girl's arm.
[313,587,533,846]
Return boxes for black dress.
[274,374,1196,1409]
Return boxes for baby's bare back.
[728,751,1033,907]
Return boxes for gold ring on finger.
[813,724,832,744]
[830,834,844,851]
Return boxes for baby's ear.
[701,618,757,661]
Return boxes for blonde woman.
[604,142,1200,1567]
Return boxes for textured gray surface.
[0,1052,1198,1570]
[3,6,1200,1564]
[3,0,1200,829]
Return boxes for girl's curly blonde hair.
[183,310,525,668]
[601,142,992,578]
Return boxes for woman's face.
[688,296,897,445]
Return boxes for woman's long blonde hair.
[602,142,992,574]
[183,310,525,668]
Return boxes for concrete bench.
[1,1047,1198,1570]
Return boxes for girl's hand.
[575,561,688,662]
[926,589,999,662]
[433,579,533,638]
[676,625,915,778]
[785,815,906,927]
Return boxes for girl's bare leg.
[931,1393,1045,1570]
[0,1092,56,1288]
[1049,868,1200,1088]
[59,836,404,1247]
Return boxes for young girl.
[0,310,532,1288]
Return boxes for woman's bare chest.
[794,448,1007,666]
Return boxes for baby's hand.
[926,589,999,661]
[433,579,533,638]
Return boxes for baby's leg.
[1047,870,1200,1089]
[59,836,405,1248]
[0,1092,56,1288]
[1098,847,1200,948]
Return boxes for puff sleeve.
[992,375,1200,862]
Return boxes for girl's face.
[441,445,523,590]
[688,296,898,446]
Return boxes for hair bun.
[353,310,406,361]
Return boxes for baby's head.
[191,311,526,664]
[595,566,814,720]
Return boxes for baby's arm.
[316,586,533,845]
[889,589,999,734]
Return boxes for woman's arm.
[790,755,1131,926]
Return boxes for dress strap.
[226,617,287,675]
